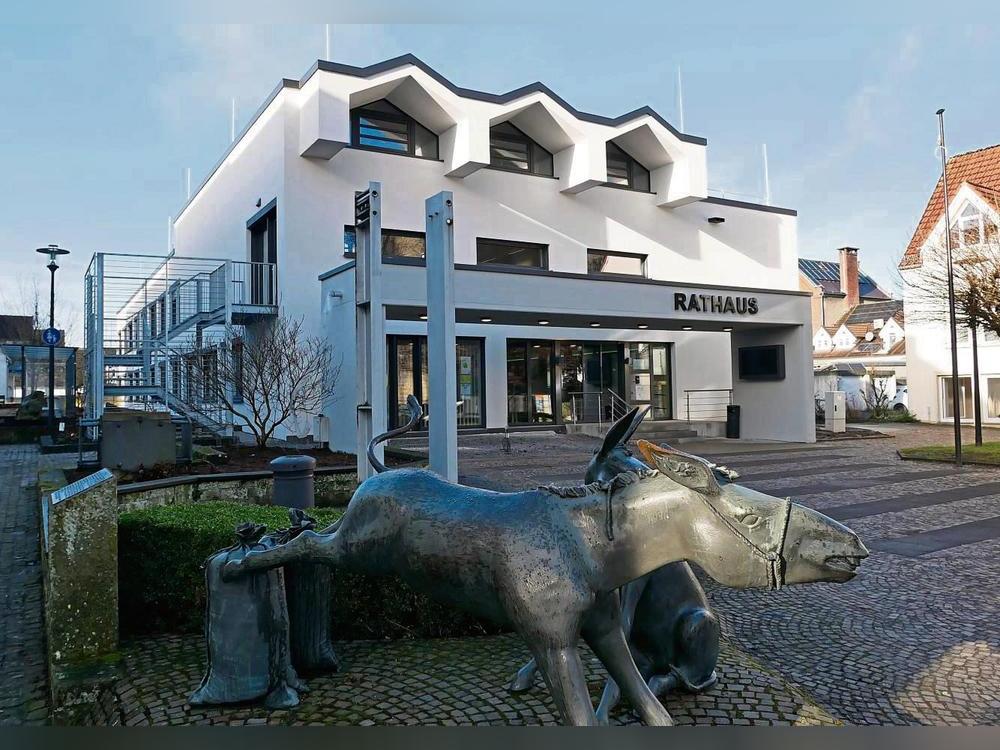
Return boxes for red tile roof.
[900,144,1000,269]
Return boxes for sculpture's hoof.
[508,674,534,694]
[263,683,300,710]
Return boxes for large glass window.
[507,340,555,425]
[587,249,647,277]
[606,141,651,192]
[350,98,439,159]
[387,336,485,429]
[477,238,548,269]
[489,121,554,176]
[941,375,974,419]
[344,226,426,259]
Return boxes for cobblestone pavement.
[457,432,1000,725]
[107,633,836,726]
[0,445,48,725]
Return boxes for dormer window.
[953,202,984,247]
[606,142,650,192]
[350,99,438,159]
[489,121,554,176]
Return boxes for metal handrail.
[605,388,631,423]
[684,388,733,423]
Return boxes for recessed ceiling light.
[419,314,428,321]
[637,323,649,329]
[480,317,493,323]
[537,319,550,325]
[723,327,733,332]
[682,325,692,331]
[590,322,601,328]
[532,344,541,349]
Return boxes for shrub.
[119,502,503,640]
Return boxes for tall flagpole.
[937,108,963,467]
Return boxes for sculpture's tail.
[367,394,423,473]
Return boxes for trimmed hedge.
[119,502,504,640]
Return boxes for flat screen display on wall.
[738,345,785,381]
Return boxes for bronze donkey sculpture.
[509,405,736,722]
[224,395,868,726]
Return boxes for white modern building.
[901,144,1000,424]
[90,55,816,452]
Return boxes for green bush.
[119,502,503,640]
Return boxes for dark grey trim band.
[318,260,356,281]
[701,196,798,217]
[305,55,705,145]
[245,197,277,229]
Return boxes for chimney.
[838,247,860,308]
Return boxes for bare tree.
[860,368,893,420]
[182,317,341,447]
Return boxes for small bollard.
[270,455,316,509]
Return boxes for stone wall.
[117,468,357,513]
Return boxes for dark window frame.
[488,121,554,177]
[605,141,651,192]
[344,225,427,259]
[350,98,439,160]
[476,237,549,270]
[586,248,648,278]
[386,334,486,430]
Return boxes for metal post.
[937,109,962,467]
[425,191,458,482]
[47,261,56,439]
[972,324,983,446]
[354,182,385,482]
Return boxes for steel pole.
[972,323,983,445]
[48,261,57,441]
[937,109,962,466]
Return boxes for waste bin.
[270,455,317,509]
[726,404,741,439]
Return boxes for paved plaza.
[2,425,999,725]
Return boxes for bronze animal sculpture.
[223,396,868,726]
[509,406,735,723]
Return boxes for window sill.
[345,145,444,163]
[483,165,559,180]
[599,182,657,195]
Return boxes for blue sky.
[2,6,999,342]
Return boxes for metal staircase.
[84,252,277,439]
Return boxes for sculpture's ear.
[598,406,641,459]
[636,439,720,495]
[620,405,650,445]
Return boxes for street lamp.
[35,244,70,442]
[936,110,962,467]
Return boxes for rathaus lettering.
[673,293,759,315]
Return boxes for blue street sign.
[42,327,61,346]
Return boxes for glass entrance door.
[562,342,624,423]
[627,343,672,420]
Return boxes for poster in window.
[460,356,472,375]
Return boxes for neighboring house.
[900,144,1000,424]
[800,251,905,412]
[812,299,907,412]
[798,247,890,332]
[84,54,817,447]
